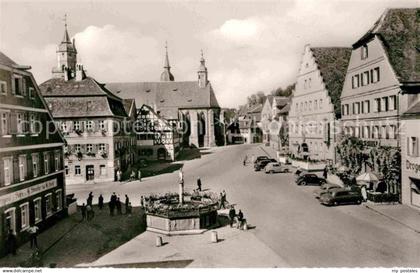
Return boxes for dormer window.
[361,45,368,60]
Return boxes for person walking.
[86,205,94,221]
[237,209,244,230]
[6,230,16,255]
[81,203,87,221]
[197,177,202,191]
[138,170,142,182]
[110,193,117,216]
[222,190,227,204]
[219,192,226,209]
[229,207,236,228]
[140,196,144,208]
[125,195,130,214]
[243,155,248,166]
[87,192,93,206]
[130,170,136,181]
[98,194,104,210]
[116,197,122,215]
[28,225,39,249]
[323,166,328,179]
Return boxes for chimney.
[72,38,76,48]
[76,64,84,81]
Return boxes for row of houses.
[229,8,419,210]
[0,20,225,256]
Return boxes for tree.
[270,83,295,97]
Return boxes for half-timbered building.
[135,104,181,161]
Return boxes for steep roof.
[402,100,420,117]
[0,51,17,67]
[273,96,289,109]
[311,47,352,118]
[353,8,420,83]
[278,103,290,115]
[123,98,135,115]
[105,81,220,120]
[39,77,128,118]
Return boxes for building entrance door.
[86,165,95,181]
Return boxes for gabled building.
[289,45,351,163]
[260,95,290,149]
[39,22,136,184]
[135,104,181,161]
[0,51,66,256]
[269,97,291,154]
[339,8,419,200]
[106,47,223,148]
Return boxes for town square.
[0,0,419,270]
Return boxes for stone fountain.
[145,174,219,235]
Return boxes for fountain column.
[178,169,184,204]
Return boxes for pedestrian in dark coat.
[140,196,144,208]
[110,192,117,216]
[197,177,202,191]
[116,197,122,215]
[219,192,226,209]
[229,207,236,228]
[6,230,16,255]
[237,210,244,229]
[87,192,93,206]
[81,203,87,220]
[98,194,104,210]
[323,166,328,179]
[125,195,130,214]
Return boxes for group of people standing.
[5,225,40,256]
[116,168,143,182]
[228,206,246,229]
[80,192,133,221]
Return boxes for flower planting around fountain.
[145,191,220,235]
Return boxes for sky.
[0,0,418,108]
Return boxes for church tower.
[198,50,208,88]
[52,15,77,80]
[160,42,175,81]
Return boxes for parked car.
[295,174,326,186]
[254,159,276,171]
[254,155,269,164]
[313,183,342,199]
[319,188,363,206]
[264,162,289,174]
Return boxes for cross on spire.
[63,13,67,28]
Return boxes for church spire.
[62,14,71,43]
[160,41,175,81]
[52,14,78,80]
[164,41,170,68]
[198,49,208,88]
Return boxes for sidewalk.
[77,224,287,268]
[364,204,420,233]
[0,215,80,267]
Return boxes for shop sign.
[406,160,420,174]
[0,179,57,207]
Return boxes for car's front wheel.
[270,170,274,174]
[300,181,307,186]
